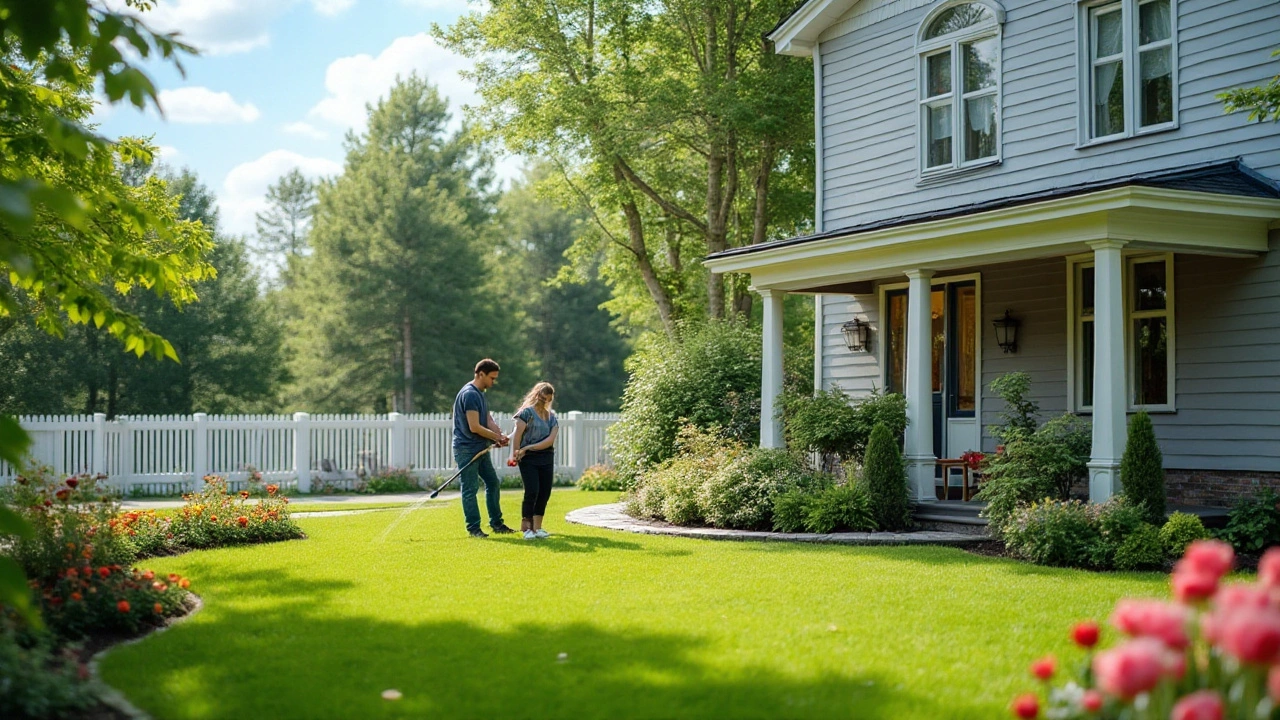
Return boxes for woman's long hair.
[516,382,555,415]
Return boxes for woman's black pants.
[518,450,555,518]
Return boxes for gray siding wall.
[819,240,1280,471]
[817,0,1280,231]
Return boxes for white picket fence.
[1,412,619,494]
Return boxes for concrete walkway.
[567,503,988,546]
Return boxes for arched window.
[917,1,1003,176]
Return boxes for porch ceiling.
[707,185,1280,292]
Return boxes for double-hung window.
[1082,0,1176,142]
[918,3,1002,176]
[1069,254,1175,412]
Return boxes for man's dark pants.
[455,448,504,533]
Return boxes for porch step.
[913,501,987,526]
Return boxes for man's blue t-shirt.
[452,382,490,455]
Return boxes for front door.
[884,280,978,464]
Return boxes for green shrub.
[577,465,625,492]
[861,423,911,531]
[1003,499,1100,568]
[610,321,761,486]
[780,388,907,466]
[770,474,834,533]
[1160,512,1208,558]
[1088,497,1149,568]
[699,449,808,530]
[0,622,97,718]
[977,474,1057,540]
[1113,523,1166,571]
[360,468,421,494]
[625,425,745,527]
[1031,414,1093,499]
[1120,411,1165,523]
[1217,488,1280,554]
[989,372,1040,443]
[804,483,876,534]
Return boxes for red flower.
[153,582,167,592]
[55,489,70,501]
[1072,621,1100,649]
[1093,638,1174,699]
[1172,564,1219,604]
[1171,691,1224,720]
[117,600,131,613]
[65,568,78,579]
[1029,656,1055,681]
[1010,693,1039,719]
[168,573,181,583]
[142,570,155,581]
[43,500,52,507]
[1081,690,1103,712]
[1215,606,1280,665]
[99,566,111,578]
[1110,599,1190,650]
[70,592,82,601]
[65,477,79,488]
[154,602,164,614]
[237,516,248,527]
[1181,541,1234,581]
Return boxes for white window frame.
[1066,253,1176,413]
[1076,0,1179,146]
[916,0,1004,180]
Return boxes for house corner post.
[760,288,786,449]
[904,269,937,501]
[294,412,312,494]
[1088,240,1128,502]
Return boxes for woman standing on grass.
[511,382,559,540]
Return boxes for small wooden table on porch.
[936,458,980,502]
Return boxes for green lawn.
[100,490,1166,719]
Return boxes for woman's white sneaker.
[523,530,537,540]
[534,529,550,539]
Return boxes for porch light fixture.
[993,310,1020,354]
[841,318,871,353]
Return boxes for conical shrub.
[862,422,911,531]
[1121,411,1165,523]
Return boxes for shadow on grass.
[492,532,695,556]
[102,568,985,720]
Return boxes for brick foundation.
[1165,470,1280,508]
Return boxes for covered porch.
[707,162,1280,505]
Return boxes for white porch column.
[904,269,936,501]
[1088,240,1128,502]
[760,288,786,449]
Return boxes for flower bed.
[1010,540,1280,719]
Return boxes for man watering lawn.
[453,359,517,538]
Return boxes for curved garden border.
[567,503,987,546]
[88,594,204,720]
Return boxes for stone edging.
[566,503,988,546]
[88,594,205,720]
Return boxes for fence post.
[193,413,208,491]
[388,412,406,469]
[91,413,107,477]
[294,412,311,493]
[117,417,132,493]
[565,411,586,478]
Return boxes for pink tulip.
[1214,584,1271,611]
[1171,691,1224,720]
[1216,606,1280,665]
[1269,665,1280,703]
[1172,564,1219,604]
[1093,638,1171,699]
[1081,690,1103,712]
[1110,599,1190,650]
[1181,541,1234,580]
[1260,548,1280,590]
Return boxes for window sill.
[1075,123,1179,150]
[917,158,1002,186]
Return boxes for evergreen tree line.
[0,76,629,416]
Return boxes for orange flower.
[153,582,168,592]
[237,516,248,527]
[179,578,190,589]
[210,515,217,522]
[266,484,279,495]
[142,570,155,581]
[240,491,250,499]
[168,573,181,583]
[154,602,164,614]
[117,600,131,613]
[70,592,82,601]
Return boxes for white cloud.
[110,0,354,55]
[308,33,478,132]
[220,150,341,235]
[282,121,329,140]
[399,0,474,8]
[154,145,182,164]
[158,87,261,124]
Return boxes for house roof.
[706,159,1280,262]
[767,0,863,56]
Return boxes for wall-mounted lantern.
[993,309,1020,354]
[841,318,871,353]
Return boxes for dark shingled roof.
[708,159,1280,261]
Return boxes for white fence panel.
[3,411,619,494]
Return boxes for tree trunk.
[613,161,677,335]
[402,311,414,413]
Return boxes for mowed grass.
[100,490,1166,719]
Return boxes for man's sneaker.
[534,529,551,539]
[468,529,489,538]
[491,524,517,535]
[523,530,537,540]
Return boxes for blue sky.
[96,0,517,237]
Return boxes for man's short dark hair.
[474,359,500,375]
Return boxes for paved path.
[567,503,989,546]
